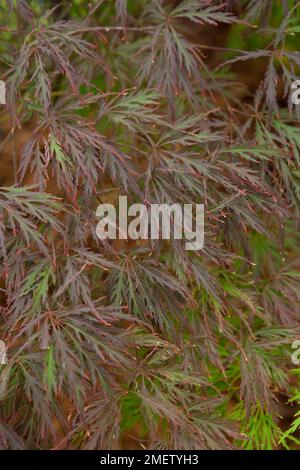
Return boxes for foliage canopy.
[0,0,300,450]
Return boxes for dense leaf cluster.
[0,0,300,450]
